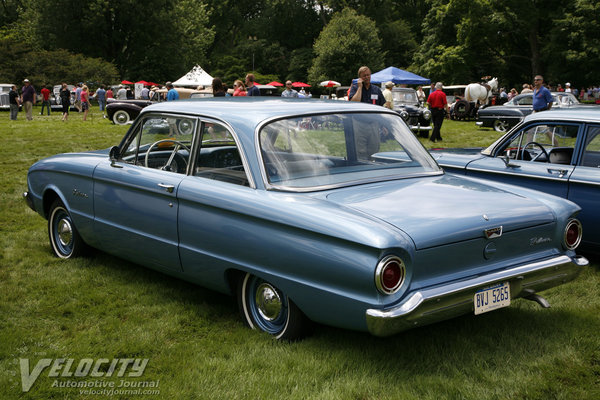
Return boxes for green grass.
[1,107,599,399]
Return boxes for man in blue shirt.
[245,74,260,96]
[532,75,553,112]
[348,66,386,106]
[166,82,179,101]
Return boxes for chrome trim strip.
[462,166,572,182]
[568,178,600,186]
[409,125,432,131]
[366,254,588,337]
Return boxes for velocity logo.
[19,358,149,392]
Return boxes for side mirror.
[109,146,123,168]
[500,155,521,168]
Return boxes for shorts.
[82,102,89,111]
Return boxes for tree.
[309,8,384,85]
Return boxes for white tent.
[172,65,214,87]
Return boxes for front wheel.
[48,199,86,258]
[238,273,311,340]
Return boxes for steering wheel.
[521,141,549,162]
[144,139,191,171]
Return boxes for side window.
[581,125,600,168]
[501,123,579,163]
[121,115,196,174]
[516,96,532,106]
[194,122,249,186]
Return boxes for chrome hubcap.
[255,283,282,321]
[57,218,73,246]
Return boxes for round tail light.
[564,219,582,250]
[375,256,406,295]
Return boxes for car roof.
[141,97,393,131]
[523,108,600,123]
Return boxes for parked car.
[0,83,21,111]
[25,98,588,339]
[432,108,600,253]
[106,87,203,125]
[391,87,432,137]
[476,92,586,132]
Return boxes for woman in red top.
[232,80,247,96]
[81,85,91,121]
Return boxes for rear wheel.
[237,273,311,340]
[112,110,131,125]
[48,199,86,258]
[453,100,470,120]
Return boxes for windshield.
[259,112,441,190]
[392,89,419,105]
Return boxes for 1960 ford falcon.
[25,98,588,339]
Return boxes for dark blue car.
[432,108,600,253]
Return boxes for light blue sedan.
[432,108,600,254]
[25,98,588,339]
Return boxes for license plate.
[474,282,510,315]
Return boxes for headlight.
[400,111,409,121]
[563,219,582,250]
[375,255,406,295]
[422,109,432,120]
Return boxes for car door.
[465,122,582,198]
[568,124,600,247]
[92,114,197,273]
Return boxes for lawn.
[1,106,599,400]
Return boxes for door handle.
[157,183,175,193]
[547,168,568,178]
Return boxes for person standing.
[74,83,83,112]
[106,86,114,99]
[564,82,572,93]
[245,74,260,96]
[212,78,226,97]
[81,85,91,121]
[9,85,19,120]
[116,85,127,100]
[232,80,247,96]
[20,79,36,121]
[532,75,553,112]
[416,86,426,103]
[426,82,449,142]
[95,85,106,112]
[281,81,298,98]
[140,85,150,99]
[166,82,179,101]
[382,81,394,109]
[59,82,71,122]
[40,85,51,115]
[348,66,386,106]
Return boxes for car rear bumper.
[409,124,432,132]
[366,254,588,337]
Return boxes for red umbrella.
[121,80,134,84]
[319,80,341,88]
[267,81,284,86]
[136,80,150,85]
[292,82,311,88]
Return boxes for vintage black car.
[476,92,588,132]
[391,87,432,137]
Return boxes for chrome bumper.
[475,121,483,126]
[409,124,432,132]
[366,254,588,337]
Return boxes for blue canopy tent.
[369,67,430,85]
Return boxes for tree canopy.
[1,0,598,90]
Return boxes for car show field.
[2,105,599,400]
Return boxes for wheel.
[521,141,549,162]
[112,110,131,125]
[493,119,509,133]
[453,100,470,119]
[48,199,86,259]
[238,273,311,340]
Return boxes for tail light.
[563,219,582,250]
[375,256,406,295]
